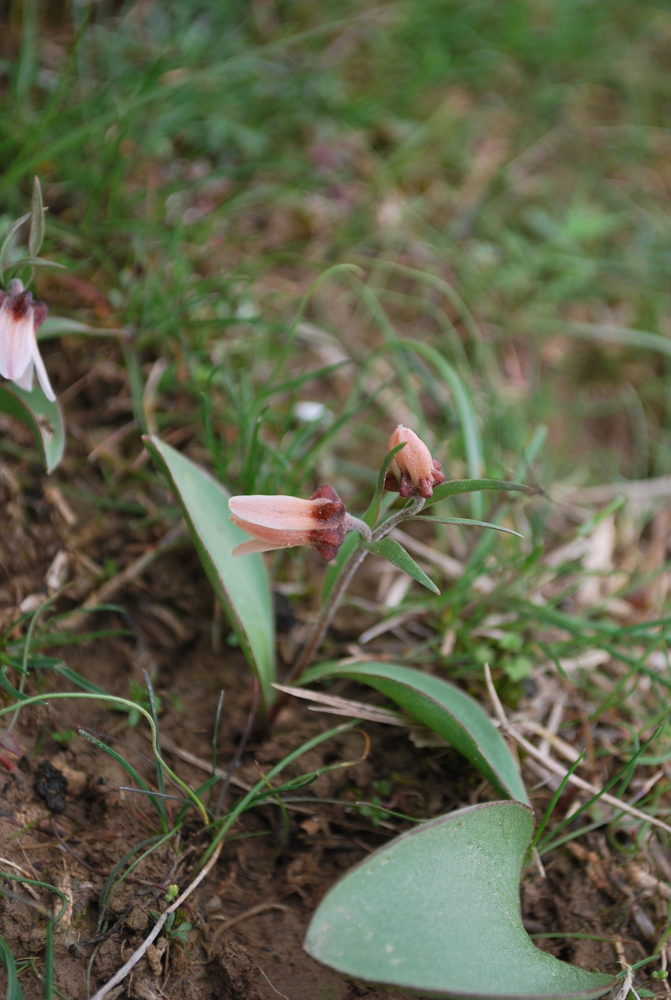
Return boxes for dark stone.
[34,760,68,813]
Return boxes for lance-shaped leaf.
[412,514,523,538]
[29,176,45,258]
[305,800,616,1000]
[363,536,439,594]
[37,316,129,341]
[426,478,533,509]
[144,436,276,711]
[0,212,30,285]
[0,381,64,472]
[363,441,407,529]
[301,660,528,804]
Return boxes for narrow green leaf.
[301,660,528,804]
[10,256,65,270]
[0,382,65,472]
[0,936,26,1000]
[392,338,484,517]
[426,477,532,509]
[28,176,44,258]
[363,442,406,529]
[364,536,440,594]
[143,437,276,711]
[37,316,128,341]
[413,515,523,538]
[78,731,152,798]
[0,211,30,285]
[46,664,109,696]
[43,919,54,1000]
[305,801,615,999]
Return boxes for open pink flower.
[0,279,54,400]
[384,425,445,499]
[229,485,355,560]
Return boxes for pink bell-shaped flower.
[0,279,54,400]
[384,425,445,499]
[229,485,355,561]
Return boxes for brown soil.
[0,347,661,999]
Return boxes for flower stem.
[290,543,368,685]
[372,496,426,541]
[266,497,426,728]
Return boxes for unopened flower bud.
[383,425,445,500]
[229,485,355,560]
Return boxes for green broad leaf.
[426,478,532,509]
[364,536,440,594]
[305,801,615,1000]
[413,515,523,538]
[300,660,528,804]
[363,442,407,528]
[143,436,276,711]
[0,381,65,472]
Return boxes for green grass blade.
[0,936,25,1000]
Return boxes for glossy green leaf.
[364,536,440,594]
[144,436,276,710]
[301,660,528,804]
[0,381,65,472]
[305,801,615,999]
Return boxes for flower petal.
[30,335,56,401]
[229,495,325,533]
[232,538,295,557]
[230,512,312,547]
[12,358,34,392]
[0,304,33,381]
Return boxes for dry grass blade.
[484,666,671,836]
[272,683,406,724]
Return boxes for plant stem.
[372,496,426,540]
[266,497,427,728]
[288,543,368,685]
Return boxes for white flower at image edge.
[0,279,55,401]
